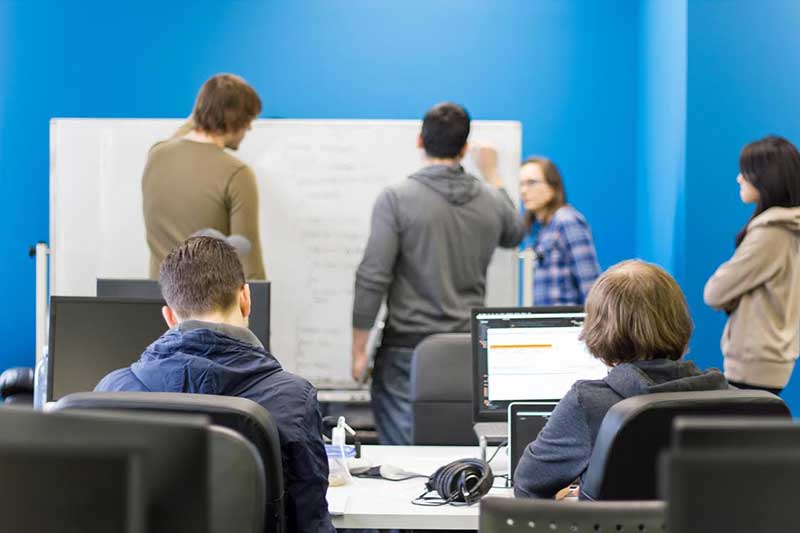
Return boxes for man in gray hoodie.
[351,102,526,444]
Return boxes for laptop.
[470,306,608,444]
[508,402,554,483]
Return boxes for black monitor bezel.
[47,295,166,403]
[471,305,584,422]
[96,278,271,351]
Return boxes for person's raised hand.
[472,143,503,187]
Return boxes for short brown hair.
[192,74,262,135]
[579,260,693,366]
[159,237,245,318]
[522,157,567,228]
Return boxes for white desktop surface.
[327,445,513,530]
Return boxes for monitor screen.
[96,279,270,351]
[472,306,608,421]
[48,296,168,401]
[0,446,143,533]
[0,407,208,533]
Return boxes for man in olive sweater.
[142,73,266,279]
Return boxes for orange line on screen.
[489,344,553,349]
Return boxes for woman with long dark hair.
[704,135,800,395]
[518,156,600,305]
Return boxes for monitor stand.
[473,421,508,446]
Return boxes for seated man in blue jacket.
[96,236,335,532]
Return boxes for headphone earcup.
[428,458,493,504]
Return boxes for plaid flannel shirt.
[524,205,600,306]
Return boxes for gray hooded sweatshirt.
[513,359,728,499]
[353,164,525,344]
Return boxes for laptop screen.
[471,306,608,422]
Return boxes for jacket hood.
[131,321,281,395]
[748,206,800,234]
[605,359,728,398]
[409,164,482,205]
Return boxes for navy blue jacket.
[96,320,335,533]
[513,359,729,499]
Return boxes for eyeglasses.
[519,178,546,188]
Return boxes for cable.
[411,458,494,507]
[486,440,507,464]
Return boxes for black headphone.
[413,458,494,506]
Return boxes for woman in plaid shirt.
[519,157,601,305]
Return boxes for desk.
[327,445,513,530]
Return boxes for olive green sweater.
[704,206,800,388]
[142,138,266,280]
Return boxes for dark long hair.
[522,157,567,230]
[735,136,800,247]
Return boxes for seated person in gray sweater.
[514,259,728,499]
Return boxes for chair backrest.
[209,426,266,533]
[663,448,800,533]
[480,497,666,533]
[410,333,476,445]
[581,389,790,501]
[0,367,34,405]
[52,392,284,533]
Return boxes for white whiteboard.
[50,118,522,388]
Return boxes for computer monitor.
[97,278,271,350]
[663,449,800,533]
[0,445,145,533]
[672,416,800,450]
[471,306,608,422]
[47,296,168,402]
[0,406,209,533]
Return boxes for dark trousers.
[728,379,783,396]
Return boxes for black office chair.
[0,367,34,405]
[580,389,789,501]
[52,392,284,533]
[410,333,476,445]
[480,497,666,532]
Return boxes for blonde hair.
[579,260,692,366]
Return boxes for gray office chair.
[480,497,666,532]
[209,426,266,533]
[410,333,476,445]
[52,392,284,533]
[581,389,790,501]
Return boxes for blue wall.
[636,0,687,278]
[684,0,800,413]
[0,0,639,370]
